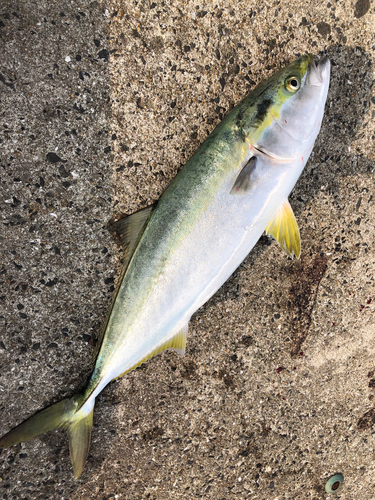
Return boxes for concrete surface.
[0,0,374,499]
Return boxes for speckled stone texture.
[0,0,374,499]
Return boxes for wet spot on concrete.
[142,426,164,441]
[239,434,260,458]
[149,36,164,53]
[180,359,197,379]
[354,0,370,18]
[317,22,331,38]
[357,407,375,430]
[218,369,235,389]
[288,255,328,357]
[241,335,253,347]
[0,73,15,90]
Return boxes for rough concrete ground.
[0,0,374,499]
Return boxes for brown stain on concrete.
[288,255,328,357]
[357,408,375,431]
[358,371,375,429]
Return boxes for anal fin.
[165,324,188,356]
[265,199,301,259]
[116,324,188,379]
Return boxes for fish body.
[0,55,330,477]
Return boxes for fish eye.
[285,76,300,92]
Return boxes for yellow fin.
[67,407,94,479]
[265,200,301,259]
[116,324,188,379]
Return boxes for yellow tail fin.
[0,394,94,479]
[67,406,94,478]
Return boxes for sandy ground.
[0,0,374,499]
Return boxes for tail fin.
[0,395,95,479]
[67,405,94,478]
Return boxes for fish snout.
[317,56,330,82]
[307,56,331,87]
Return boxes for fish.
[0,54,330,478]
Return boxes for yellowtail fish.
[0,54,330,477]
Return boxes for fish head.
[245,54,330,161]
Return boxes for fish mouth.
[307,56,331,87]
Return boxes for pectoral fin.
[265,200,301,259]
[230,156,257,195]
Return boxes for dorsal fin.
[265,199,301,259]
[112,204,155,258]
[92,204,155,360]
